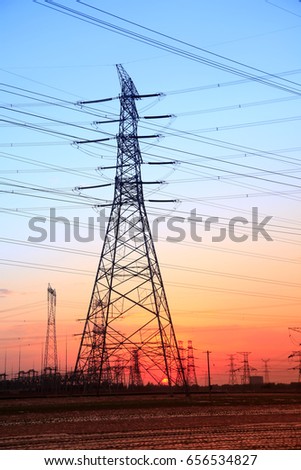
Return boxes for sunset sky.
[1,0,301,385]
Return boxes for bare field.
[0,393,301,449]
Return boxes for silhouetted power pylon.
[129,349,143,387]
[176,340,186,385]
[227,354,238,385]
[73,65,187,391]
[236,352,256,385]
[186,340,198,386]
[112,358,126,386]
[43,284,58,372]
[262,358,270,384]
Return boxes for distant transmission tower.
[112,358,126,387]
[227,354,238,385]
[176,340,186,385]
[262,358,270,384]
[186,340,198,386]
[129,349,143,387]
[74,65,187,391]
[237,352,256,385]
[43,284,58,373]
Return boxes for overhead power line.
[35,0,301,96]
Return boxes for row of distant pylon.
[228,352,270,385]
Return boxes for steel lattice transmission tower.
[43,283,58,372]
[175,340,186,385]
[227,354,238,385]
[262,358,270,384]
[129,349,143,387]
[74,65,187,391]
[237,352,256,385]
[186,340,198,386]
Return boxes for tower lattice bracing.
[74,65,187,390]
[228,354,238,385]
[176,340,186,385]
[129,349,143,387]
[262,358,270,384]
[237,351,256,385]
[288,328,301,382]
[288,351,301,382]
[186,340,198,386]
[44,283,58,372]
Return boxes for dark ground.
[0,392,301,449]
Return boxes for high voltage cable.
[2,170,300,231]
[139,132,300,184]
[191,115,301,134]
[3,101,301,163]
[2,98,300,167]
[145,142,301,189]
[2,155,301,233]
[2,106,296,191]
[155,185,301,210]
[0,115,114,142]
[1,258,299,301]
[1,237,299,289]
[0,105,113,137]
[143,131,301,185]
[3,134,300,222]
[2,206,300,264]
[4,122,301,192]
[3,108,300,190]
[147,194,301,238]
[175,95,301,117]
[2,122,301,189]
[140,121,301,166]
[164,69,301,96]
[3,69,301,110]
[0,175,110,201]
[2,168,301,233]
[2,199,300,241]
[35,0,301,96]
[0,174,110,206]
[0,187,107,207]
[148,202,301,244]
[2,135,301,193]
[0,190,105,207]
[165,170,301,185]
[78,1,301,90]
[0,151,104,182]
[2,80,301,169]
[0,82,77,107]
[175,303,301,316]
[0,300,45,315]
[5,298,298,319]
[110,115,301,151]
[0,83,119,120]
[0,165,96,175]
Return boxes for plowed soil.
[0,393,300,449]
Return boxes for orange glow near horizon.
[1,231,300,386]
